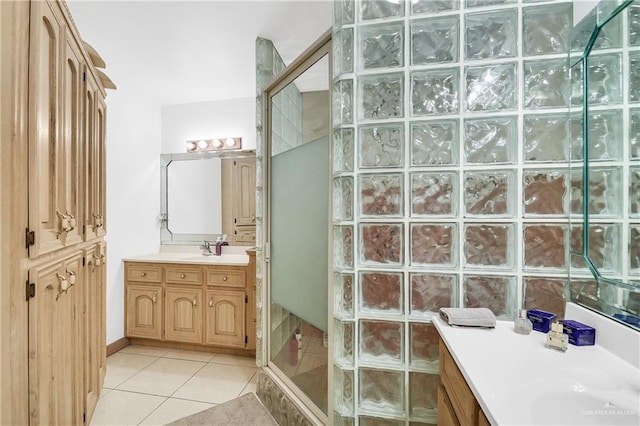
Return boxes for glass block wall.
[332,0,574,424]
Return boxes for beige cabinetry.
[222,158,256,245]
[125,256,256,353]
[438,338,490,426]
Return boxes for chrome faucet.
[200,241,214,256]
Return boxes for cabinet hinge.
[245,295,248,303]
[83,225,86,235]
[234,218,237,224]
[245,335,248,344]
[83,72,86,82]
[82,257,86,267]
[25,228,35,249]
[83,413,86,424]
[26,281,35,301]
[234,230,237,235]
[234,160,237,166]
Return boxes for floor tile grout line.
[237,371,258,396]
[136,395,169,426]
[167,357,212,400]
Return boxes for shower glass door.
[265,36,330,419]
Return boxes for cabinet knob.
[140,272,146,277]
[223,276,228,281]
[66,268,76,285]
[209,298,213,309]
[180,274,186,279]
[94,254,101,267]
[192,297,197,307]
[152,292,157,304]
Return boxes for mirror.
[570,0,640,330]
[266,35,331,418]
[160,150,255,244]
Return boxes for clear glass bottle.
[545,321,568,352]
[514,309,533,335]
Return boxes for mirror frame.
[160,150,255,244]
[570,0,640,330]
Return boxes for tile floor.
[91,345,258,425]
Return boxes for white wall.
[161,97,256,154]
[104,92,161,344]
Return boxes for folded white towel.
[439,307,496,328]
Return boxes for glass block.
[523,277,567,319]
[360,320,404,366]
[333,79,353,126]
[360,271,403,315]
[411,172,457,216]
[334,28,354,76]
[572,10,621,51]
[465,10,517,60]
[360,73,404,120]
[523,115,569,162]
[334,366,354,416]
[334,225,354,269]
[359,368,404,416]
[410,274,457,316]
[464,170,515,217]
[524,224,568,270]
[334,320,355,367]
[523,59,569,109]
[523,3,571,55]
[464,223,514,269]
[333,128,354,173]
[409,323,440,375]
[465,63,517,112]
[412,69,459,115]
[466,0,514,7]
[410,372,439,422]
[334,273,354,319]
[630,3,640,46]
[630,52,640,103]
[359,124,404,168]
[334,414,355,426]
[464,117,516,164]
[361,0,405,20]
[631,225,640,271]
[334,0,354,26]
[360,23,404,70]
[570,224,621,274]
[410,223,457,267]
[571,167,621,217]
[360,223,403,266]
[333,176,354,221]
[631,109,640,159]
[570,54,622,106]
[359,417,403,426]
[523,170,568,216]
[411,17,458,65]
[570,111,622,161]
[568,278,598,304]
[463,275,516,319]
[632,168,640,217]
[360,174,403,217]
[412,0,458,14]
[410,120,458,166]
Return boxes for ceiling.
[67,0,333,106]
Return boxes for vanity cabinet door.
[164,287,203,344]
[205,290,246,348]
[126,284,163,340]
[438,384,461,426]
[233,158,256,227]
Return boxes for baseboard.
[106,337,130,356]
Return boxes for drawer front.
[441,340,478,425]
[127,264,162,283]
[165,267,203,285]
[207,269,245,288]
[438,384,461,426]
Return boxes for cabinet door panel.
[95,97,106,236]
[98,243,107,387]
[84,74,100,240]
[165,287,203,343]
[83,244,101,419]
[28,0,64,257]
[29,252,83,425]
[234,159,256,227]
[126,285,163,340]
[205,290,245,348]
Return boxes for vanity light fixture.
[186,137,242,153]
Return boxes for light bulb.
[225,138,235,147]
[213,139,223,148]
[197,140,208,149]
[186,141,197,151]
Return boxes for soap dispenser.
[545,321,568,352]
[214,236,223,256]
[514,309,533,335]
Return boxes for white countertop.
[123,246,251,266]
[434,304,640,425]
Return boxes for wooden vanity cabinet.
[438,338,491,426]
[125,258,255,353]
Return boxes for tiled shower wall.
[332,0,575,424]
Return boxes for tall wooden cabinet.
[1,1,114,424]
[222,157,256,245]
